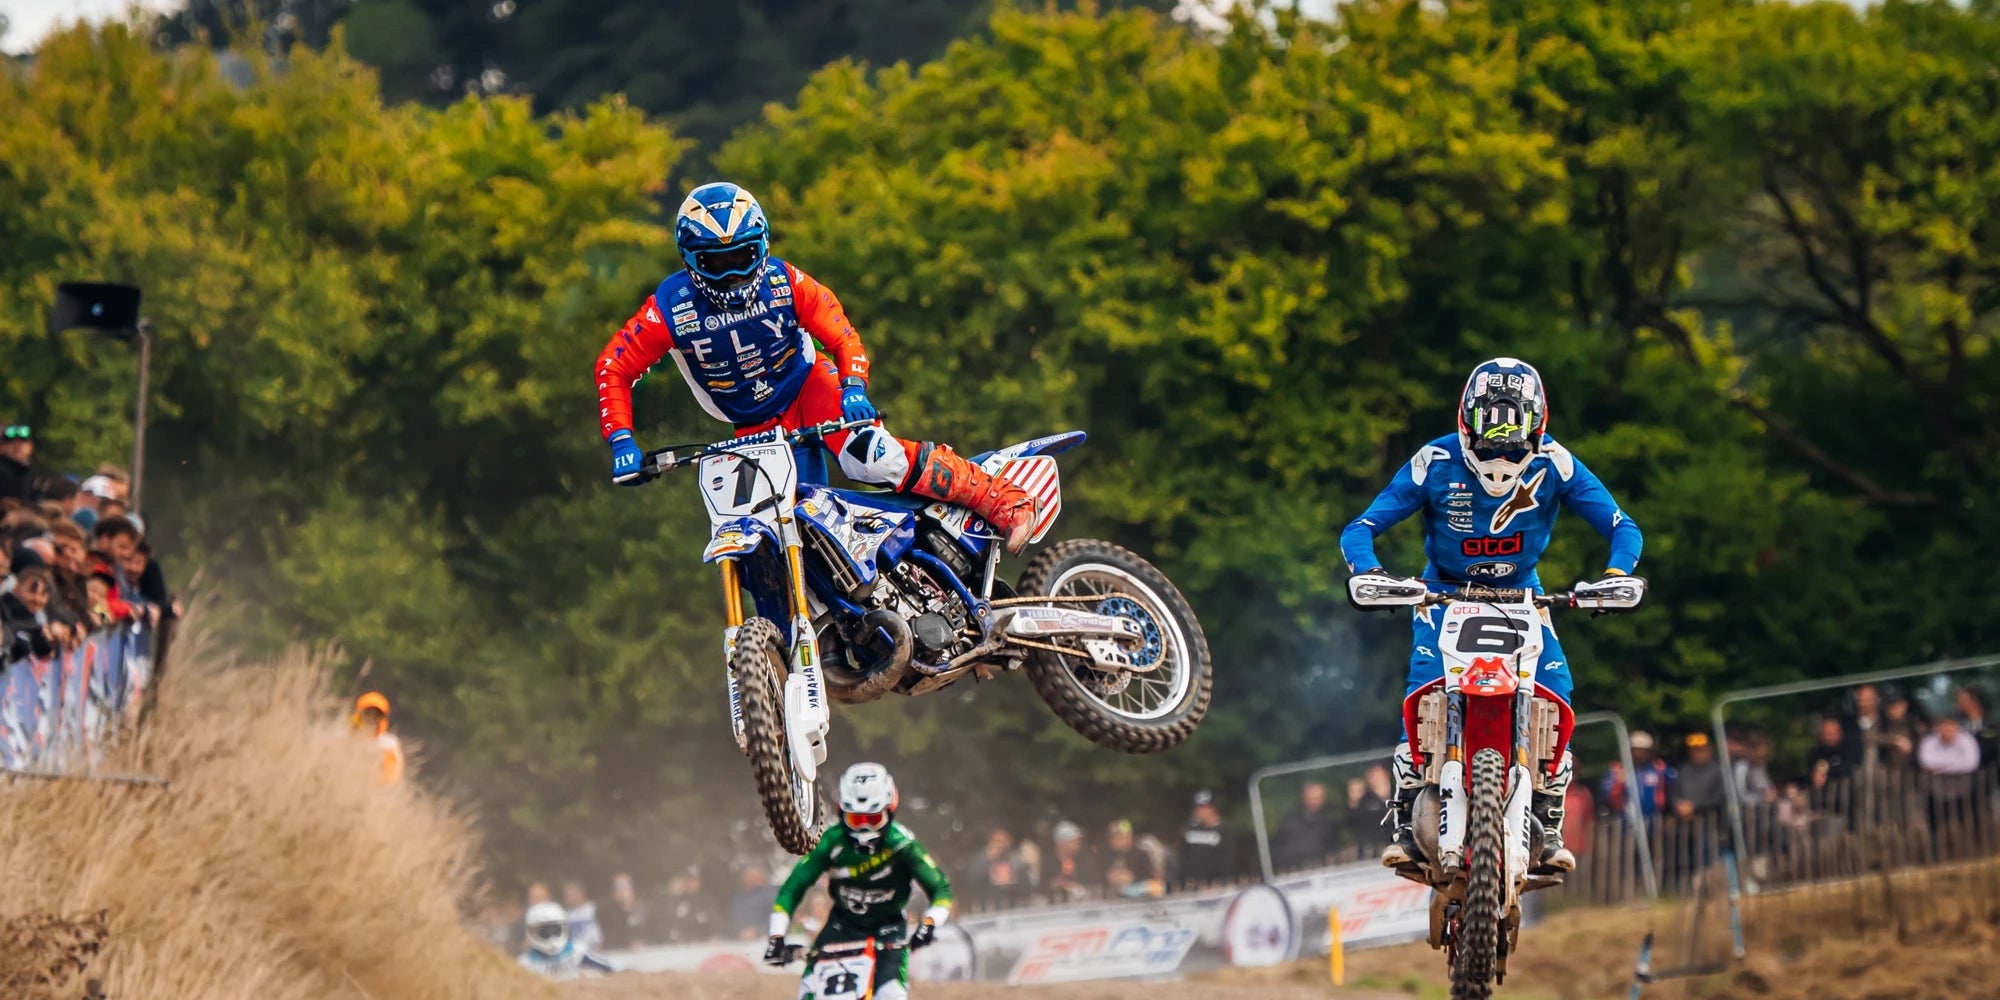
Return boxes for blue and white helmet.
[675,181,770,310]
[1457,357,1548,497]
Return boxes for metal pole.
[3,767,170,790]
[131,319,151,510]
[1248,747,1398,883]
[1712,652,2000,896]
[1246,712,1654,897]
[1577,710,1659,902]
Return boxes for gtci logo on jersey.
[1460,532,1524,558]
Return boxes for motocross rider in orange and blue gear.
[594,182,1037,553]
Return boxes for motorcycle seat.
[825,487,935,514]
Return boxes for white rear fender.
[980,454,1065,544]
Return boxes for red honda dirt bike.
[1347,575,1642,1000]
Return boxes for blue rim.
[1095,596,1164,671]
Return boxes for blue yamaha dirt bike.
[634,418,1212,853]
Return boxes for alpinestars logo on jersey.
[1490,468,1547,532]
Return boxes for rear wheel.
[1450,748,1506,1000]
[1016,539,1212,754]
[734,617,820,854]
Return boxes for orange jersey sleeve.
[786,263,871,384]
[595,294,679,440]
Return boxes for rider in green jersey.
[765,763,953,1000]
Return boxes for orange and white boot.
[907,444,1039,555]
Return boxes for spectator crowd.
[1592,683,1994,835]
[472,680,1999,959]
[473,786,1258,956]
[0,424,175,664]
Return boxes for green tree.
[9,0,1999,884]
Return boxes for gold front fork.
[719,559,744,627]
[785,540,811,621]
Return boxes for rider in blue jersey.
[1340,358,1644,872]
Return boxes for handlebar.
[780,935,910,966]
[1347,571,1645,614]
[636,417,879,483]
[1422,585,1573,609]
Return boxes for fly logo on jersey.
[1490,468,1547,533]
[685,318,785,366]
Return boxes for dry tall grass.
[0,636,553,1000]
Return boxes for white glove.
[1347,571,1429,611]
[1571,574,1645,613]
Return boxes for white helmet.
[1457,357,1548,497]
[524,900,570,956]
[838,762,899,846]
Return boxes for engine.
[872,560,973,666]
[810,526,976,702]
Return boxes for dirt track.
[565,877,2000,1000]
[563,971,1395,1000]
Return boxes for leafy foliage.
[5,0,1998,883]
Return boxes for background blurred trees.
[4,0,1995,882]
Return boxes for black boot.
[1381,743,1424,868]
[1531,750,1576,873]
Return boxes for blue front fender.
[704,516,780,563]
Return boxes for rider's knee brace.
[835,425,913,486]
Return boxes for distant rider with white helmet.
[1341,358,1645,874]
[518,899,616,981]
[766,762,953,1000]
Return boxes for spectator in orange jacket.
[350,691,405,784]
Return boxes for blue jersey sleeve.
[1556,447,1643,573]
[1339,444,1442,572]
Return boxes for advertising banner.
[1273,862,1431,953]
[0,622,152,770]
[615,861,1430,986]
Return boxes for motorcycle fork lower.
[721,558,746,750]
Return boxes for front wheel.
[1016,539,1212,754]
[734,617,821,854]
[1450,748,1507,1000]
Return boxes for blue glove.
[608,430,644,485]
[839,379,878,424]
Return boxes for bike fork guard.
[1438,690,1467,867]
[721,560,747,750]
[782,540,829,777]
